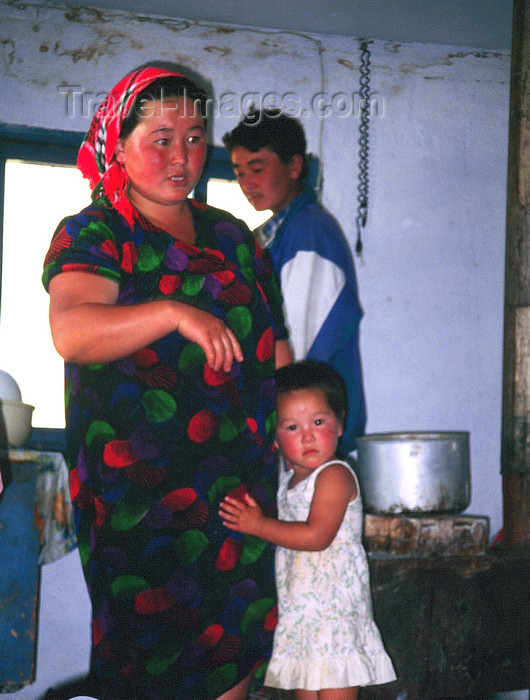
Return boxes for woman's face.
[115,96,207,211]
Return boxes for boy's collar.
[255,187,316,249]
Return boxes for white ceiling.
[80,0,513,50]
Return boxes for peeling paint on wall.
[337,57,356,71]
[0,38,15,68]
[203,45,231,58]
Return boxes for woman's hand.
[219,494,264,536]
[49,271,242,370]
[175,305,243,372]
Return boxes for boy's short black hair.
[222,109,308,181]
[275,360,348,423]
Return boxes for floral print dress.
[42,199,287,699]
[265,460,396,691]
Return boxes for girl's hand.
[220,463,357,552]
[175,304,243,372]
[219,495,264,536]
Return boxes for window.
[1,160,91,430]
[206,178,270,230]
[0,131,270,450]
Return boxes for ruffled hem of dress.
[264,652,397,691]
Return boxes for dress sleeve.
[42,206,123,291]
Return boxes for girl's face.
[275,388,343,479]
[115,96,207,213]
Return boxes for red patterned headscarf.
[77,66,184,227]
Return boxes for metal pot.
[356,431,470,515]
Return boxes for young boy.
[223,110,366,453]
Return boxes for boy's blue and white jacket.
[256,188,366,453]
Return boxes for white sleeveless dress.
[265,460,396,690]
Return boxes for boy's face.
[230,146,303,214]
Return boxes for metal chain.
[355,39,372,256]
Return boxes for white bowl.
[0,400,34,447]
[0,370,22,402]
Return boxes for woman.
[43,66,291,700]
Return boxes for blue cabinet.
[0,456,40,692]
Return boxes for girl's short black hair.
[119,75,209,139]
[275,360,348,422]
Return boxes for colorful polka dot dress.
[43,199,287,699]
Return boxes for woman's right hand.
[48,271,242,370]
[174,304,243,372]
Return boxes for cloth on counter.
[0,450,77,691]
[1,450,77,565]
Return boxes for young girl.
[219,360,396,700]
